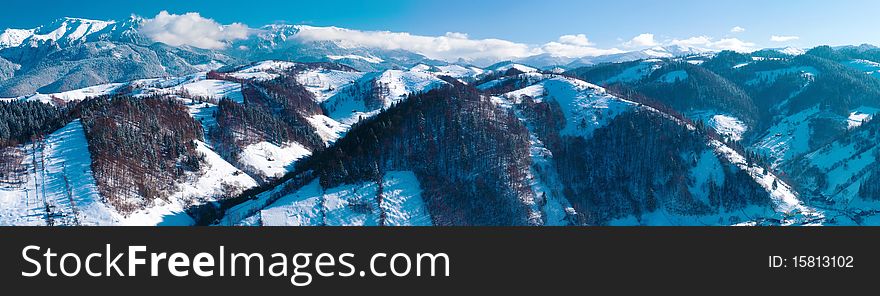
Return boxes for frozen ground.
[255,171,431,226]
[0,120,117,225]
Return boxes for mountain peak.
[0,16,139,49]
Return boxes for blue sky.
[2,0,878,52]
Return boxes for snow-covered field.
[228,60,296,81]
[492,93,574,226]
[504,76,634,138]
[172,79,244,102]
[791,117,880,213]
[712,141,822,225]
[238,141,311,179]
[0,120,117,225]
[0,60,320,225]
[323,69,448,126]
[121,141,259,226]
[847,106,879,129]
[688,111,748,141]
[253,171,431,226]
[0,82,124,105]
[844,59,880,79]
[601,61,662,84]
[489,63,538,74]
[306,114,348,144]
[296,67,365,102]
[753,106,820,168]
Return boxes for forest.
[0,100,69,148]
[77,95,204,214]
[292,80,534,225]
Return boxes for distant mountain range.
[0,17,812,97]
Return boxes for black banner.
[1,227,876,294]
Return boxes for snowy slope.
[172,79,244,102]
[785,115,880,219]
[0,28,35,48]
[688,110,748,141]
[3,83,126,105]
[0,120,117,225]
[753,105,874,168]
[601,61,663,84]
[844,59,880,79]
[252,171,431,226]
[238,141,311,180]
[0,17,118,49]
[753,106,821,168]
[323,69,448,126]
[492,94,575,225]
[711,141,822,225]
[295,67,365,102]
[228,60,297,81]
[487,62,539,74]
[847,106,880,129]
[433,64,485,80]
[495,74,817,225]
[504,76,634,138]
[120,141,259,226]
[476,72,546,91]
[800,139,876,201]
[410,63,485,82]
[306,114,348,144]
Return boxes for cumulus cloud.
[294,26,539,61]
[295,27,626,61]
[730,26,746,33]
[623,33,659,48]
[670,36,756,52]
[540,34,624,58]
[770,35,800,42]
[557,34,593,46]
[140,11,250,49]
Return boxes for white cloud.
[539,34,624,58]
[295,27,626,61]
[730,26,746,33]
[444,32,469,39]
[557,34,593,46]
[670,35,756,52]
[140,11,250,49]
[294,26,539,61]
[623,33,659,48]
[770,35,800,42]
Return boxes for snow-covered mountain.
[0,16,239,97]
[564,45,880,225]
[4,15,880,226]
[0,17,141,49]
[227,24,445,72]
[0,16,715,97]
[560,45,709,69]
[209,67,821,226]
[510,45,710,70]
